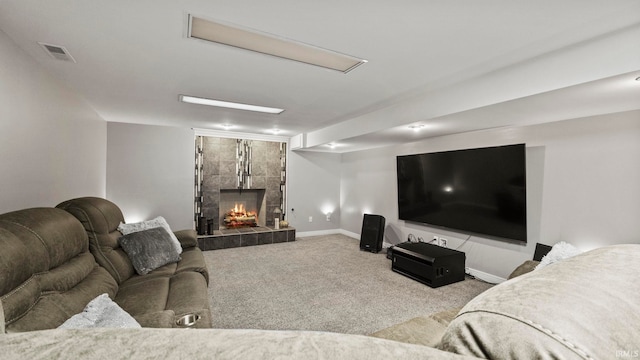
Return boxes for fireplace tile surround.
[195,136,286,234]
[197,226,296,251]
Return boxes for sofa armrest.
[173,229,197,249]
[0,328,478,360]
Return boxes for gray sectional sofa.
[2,197,639,359]
[0,197,211,331]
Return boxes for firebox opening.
[219,189,266,229]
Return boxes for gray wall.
[0,29,106,213]
[287,150,342,232]
[106,123,194,230]
[340,110,640,279]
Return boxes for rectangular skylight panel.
[188,16,366,73]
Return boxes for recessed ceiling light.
[179,95,284,114]
[409,124,425,132]
[187,15,367,73]
[327,143,337,149]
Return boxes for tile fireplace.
[194,136,287,235]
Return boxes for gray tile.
[220,176,238,189]
[287,229,296,242]
[211,237,225,250]
[251,161,266,176]
[266,160,282,177]
[241,233,259,247]
[220,138,238,160]
[251,176,266,189]
[224,235,242,249]
[273,231,288,244]
[202,175,220,192]
[203,152,220,176]
[203,136,221,147]
[220,160,237,176]
[197,237,207,251]
[258,232,273,245]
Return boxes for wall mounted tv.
[396,144,527,243]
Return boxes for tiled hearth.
[197,226,295,251]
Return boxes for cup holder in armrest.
[176,314,201,328]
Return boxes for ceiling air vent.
[38,42,76,63]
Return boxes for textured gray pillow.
[118,216,182,255]
[119,227,181,275]
[58,294,141,329]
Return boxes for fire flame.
[229,203,256,217]
[233,203,245,214]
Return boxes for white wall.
[287,150,341,233]
[107,123,195,230]
[0,29,106,213]
[340,110,640,280]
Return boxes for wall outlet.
[308,216,313,222]
[439,238,448,247]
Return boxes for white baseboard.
[466,267,506,284]
[296,229,360,239]
[338,229,360,239]
[296,229,341,238]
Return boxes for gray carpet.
[203,234,492,335]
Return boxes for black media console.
[391,242,466,288]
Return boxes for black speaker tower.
[360,214,385,253]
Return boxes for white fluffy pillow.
[118,216,182,255]
[536,241,583,270]
[58,294,141,329]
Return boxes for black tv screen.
[397,144,527,243]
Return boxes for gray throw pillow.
[118,216,182,255]
[119,227,181,275]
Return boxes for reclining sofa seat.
[56,197,212,328]
[0,208,118,332]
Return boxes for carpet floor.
[203,234,492,335]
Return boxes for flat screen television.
[397,144,527,243]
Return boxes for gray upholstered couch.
[0,197,211,332]
[2,199,639,358]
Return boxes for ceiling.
[1,0,639,153]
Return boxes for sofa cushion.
[59,293,141,329]
[119,227,181,275]
[115,271,211,328]
[439,244,640,360]
[118,216,182,255]
[0,208,118,332]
